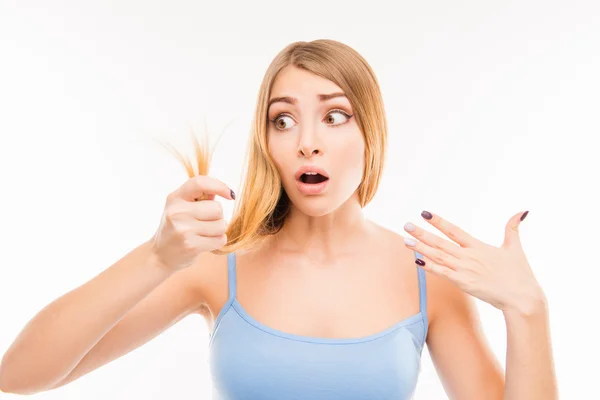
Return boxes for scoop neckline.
[208,249,426,346]
[228,298,424,345]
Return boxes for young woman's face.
[267,65,365,217]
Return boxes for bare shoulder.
[180,251,229,315]
[366,220,408,248]
[366,220,458,325]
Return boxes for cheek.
[267,132,294,178]
[339,134,366,179]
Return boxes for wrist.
[502,287,548,320]
[146,238,175,276]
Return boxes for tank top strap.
[227,252,237,300]
[414,251,427,314]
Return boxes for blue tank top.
[208,250,428,399]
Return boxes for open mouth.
[299,172,329,184]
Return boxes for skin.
[3,65,555,398]
[201,66,416,339]
[199,65,508,397]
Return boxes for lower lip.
[296,178,329,195]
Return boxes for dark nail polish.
[421,211,432,220]
[230,189,236,200]
[520,211,529,221]
[415,259,426,266]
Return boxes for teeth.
[305,172,317,175]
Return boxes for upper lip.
[295,165,330,181]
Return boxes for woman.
[0,39,557,399]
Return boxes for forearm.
[0,238,173,393]
[503,294,558,400]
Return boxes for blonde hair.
[161,39,388,254]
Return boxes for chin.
[286,190,350,218]
[293,201,337,217]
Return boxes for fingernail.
[415,259,426,266]
[404,222,416,232]
[230,189,236,200]
[404,237,417,246]
[421,211,432,220]
[520,210,529,221]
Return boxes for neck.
[269,193,371,262]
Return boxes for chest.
[209,322,424,400]
[227,250,421,340]
[205,248,429,399]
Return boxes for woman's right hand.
[150,175,235,272]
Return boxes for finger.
[194,219,228,237]
[419,211,485,249]
[178,175,234,202]
[404,236,461,270]
[403,222,464,259]
[414,252,458,282]
[191,200,224,221]
[191,234,228,250]
[196,194,215,202]
[503,210,528,250]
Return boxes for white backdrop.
[1,1,598,399]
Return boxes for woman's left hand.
[403,210,545,315]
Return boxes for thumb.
[503,210,528,250]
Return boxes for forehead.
[270,65,343,99]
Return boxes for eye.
[323,110,352,127]
[270,114,296,131]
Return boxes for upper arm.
[50,252,218,389]
[426,272,505,399]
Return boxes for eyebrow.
[267,92,347,109]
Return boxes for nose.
[297,125,322,158]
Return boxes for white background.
[1,1,599,398]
